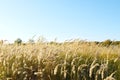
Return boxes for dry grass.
[0,41,120,80]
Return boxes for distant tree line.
[1,38,120,46]
[94,39,120,46]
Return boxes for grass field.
[0,40,120,80]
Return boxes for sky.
[0,0,120,42]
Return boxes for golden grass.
[0,41,120,80]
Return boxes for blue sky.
[0,0,120,42]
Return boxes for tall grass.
[0,41,120,80]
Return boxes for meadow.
[0,40,120,80]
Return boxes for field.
[0,40,120,80]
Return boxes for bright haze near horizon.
[0,0,120,42]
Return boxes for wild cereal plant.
[0,41,119,80]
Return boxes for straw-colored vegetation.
[0,39,120,80]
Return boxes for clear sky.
[0,0,120,42]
